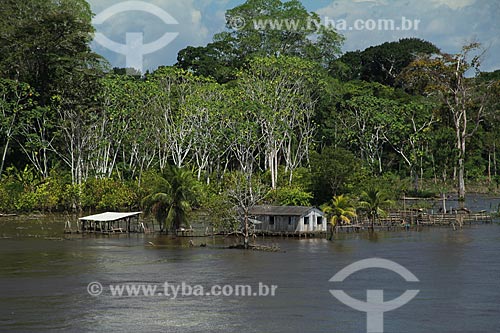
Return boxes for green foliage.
[0,171,24,212]
[0,167,71,212]
[142,166,200,233]
[199,184,240,233]
[332,38,439,85]
[176,41,242,83]
[0,0,102,104]
[0,168,141,213]
[0,0,498,214]
[310,146,365,204]
[182,0,345,80]
[0,79,35,176]
[358,188,395,227]
[322,194,357,239]
[274,166,312,193]
[269,186,313,206]
[81,178,137,211]
[358,172,411,199]
[465,155,487,181]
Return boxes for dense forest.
[1,0,499,229]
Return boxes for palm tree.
[358,188,394,230]
[142,166,199,234]
[322,195,357,240]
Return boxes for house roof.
[79,212,142,222]
[248,205,321,217]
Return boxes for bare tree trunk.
[244,210,249,249]
[413,169,419,192]
[488,151,492,183]
[329,223,336,241]
[442,192,447,214]
[458,157,465,200]
[269,153,275,190]
[0,138,10,177]
[494,142,497,177]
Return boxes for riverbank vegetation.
[1,1,499,233]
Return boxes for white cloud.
[316,0,499,71]
[88,0,499,73]
[88,0,218,71]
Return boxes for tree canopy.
[0,0,499,215]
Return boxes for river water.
[1,210,500,332]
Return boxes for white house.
[248,205,326,233]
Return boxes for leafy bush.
[269,186,313,206]
[0,174,23,212]
[0,167,69,212]
[81,178,138,210]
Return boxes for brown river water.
[1,195,500,332]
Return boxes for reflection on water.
[0,213,499,332]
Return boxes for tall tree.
[0,0,102,104]
[335,82,397,173]
[238,56,318,188]
[217,0,343,64]
[332,38,439,85]
[382,99,437,191]
[0,79,33,177]
[148,67,212,169]
[310,146,363,204]
[176,41,242,83]
[0,0,104,182]
[400,42,494,199]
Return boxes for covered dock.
[79,212,143,233]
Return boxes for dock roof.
[79,212,142,222]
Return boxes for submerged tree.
[322,195,357,240]
[226,172,268,249]
[142,166,199,234]
[358,189,394,230]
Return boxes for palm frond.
[323,194,357,226]
[141,166,199,233]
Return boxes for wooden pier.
[378,211,493,226]
[334,210,493,233]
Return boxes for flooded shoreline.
[1,219,500,332]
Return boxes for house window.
[269,216,275,225]
[288,216,293,225]
[317,216,323,225]
[304,216,310,225]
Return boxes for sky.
[88,0,500,73]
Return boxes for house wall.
[254,210,326,233]
[296,211,326,232]
[255,215,298,232]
